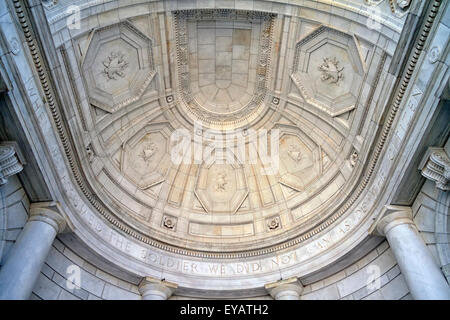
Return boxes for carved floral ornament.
[318,57,344,85]
[267,216,281,231]
[163,216,177,230]
[102,51,129,80]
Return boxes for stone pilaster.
[265,277,303,300]
[138,276,177,300]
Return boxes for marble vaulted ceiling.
[38,0,414,264]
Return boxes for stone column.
[138,276,177,300]
[265,277,303,300]
[0,202,66,300]
[371,205,450,300]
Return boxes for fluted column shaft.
[0,203,65,300]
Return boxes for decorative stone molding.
[166,95,174,104]
[173,9,275,125]
[350,151,359,167]
[266,216,281,231]
[265,277,303,300]
[369,205,414,236]
[318,57,344,85]
[29,202,67,234]
[162,215,177,231]
[42,0,58,10]
[419,147,450,191]
[138,276,177,300]
[291,25,363,117]
[81,21,156,113]
[102,51,129,81]
[0,142,24,185]
[272,96,280,105]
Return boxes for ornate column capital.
[138,276,178,300]
[419,146,450,191]
[0,142,25,185]
[369,205,414,236]
[29,202,67,234]
[265,277,303,300]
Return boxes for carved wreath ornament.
[102,51,129,80]
[318,57,344,84]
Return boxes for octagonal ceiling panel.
[279,133,322,192]
[121,124,171,190]
[82,21,156,113]
[195,153,248,214]
[291,25,365,117]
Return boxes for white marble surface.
[385,222,450,299]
